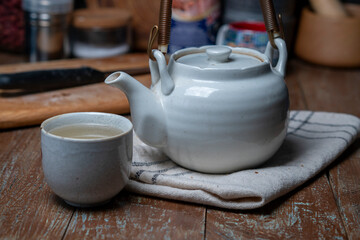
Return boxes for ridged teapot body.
[106,39,289,173]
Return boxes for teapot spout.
[105,72,166,147]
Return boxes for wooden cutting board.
[0,53,151,129]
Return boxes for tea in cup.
[41,112,133,207]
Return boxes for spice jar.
[23,0,73,62]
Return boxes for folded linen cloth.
[125,111,360,209]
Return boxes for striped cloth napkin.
[125,111,360,209]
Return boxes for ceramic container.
[168,0,221,53]
[222,0,298,52]
[216,21,268,52]
[105,39,289,173]
[295,4,360,67]
[71,8,131,58]
[41,112,133,207]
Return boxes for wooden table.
[0,58,359,239]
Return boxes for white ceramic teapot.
[105,38,289,173]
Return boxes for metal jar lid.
[22,0,73,14]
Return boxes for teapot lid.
[174,45,267,70]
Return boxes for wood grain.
[206,174,347,239]
[63,193,206,239]
[0,74,151,129]
[328,140,360,240]
[0,127,74,239]
[293,60,360,117]
[204,59,350,239]
[0,53,151,129]
[285,59,308,111]
[0,53,149,74]
[1,58,359,239]
[295,59,360,239]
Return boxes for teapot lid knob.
[206,46,231,63]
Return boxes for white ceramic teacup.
[41,112,133,207]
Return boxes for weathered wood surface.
[295,60,360,240]
[0,53,149,74]
[0,74,151,129]
[63,194,205,239]
[0,58,359,239]
[205,59,358,239]
[329,139,360,240]
[0,128,73,239]
[0,54,150,129]
[206,174,347,239]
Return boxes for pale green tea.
[49,124,123,139]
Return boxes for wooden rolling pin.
[309,0,349,17]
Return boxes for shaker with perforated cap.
[23,0,74,62]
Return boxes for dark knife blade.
[0,67,106,91]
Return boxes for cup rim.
[40,112,133,142]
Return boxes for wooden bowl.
[295,4,360,67]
